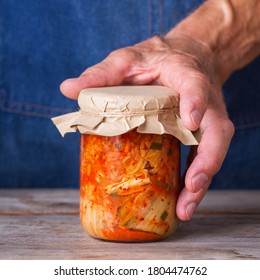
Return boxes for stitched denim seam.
[0,89,74,118]
[235,122,260,130]
[231,111,260,129]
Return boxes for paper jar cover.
[51,86,201,145]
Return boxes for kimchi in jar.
[80,129,180,242]
[52,85,200,242]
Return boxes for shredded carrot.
[124,139,131,153]
[87,164,91,176]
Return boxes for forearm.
[165,0,260,85]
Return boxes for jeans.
[0,0,259,189]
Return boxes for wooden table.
[0,189,259,260]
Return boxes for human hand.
[60,34,234,221]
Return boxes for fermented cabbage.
[80,129,180,242]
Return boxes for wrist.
[165,0,260,85]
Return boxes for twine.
[81,107,179,117]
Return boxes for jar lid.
[52,85,200,145]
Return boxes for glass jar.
[80,129,180,242]
[52,85,200,242]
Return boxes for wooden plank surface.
[0,189,79,214]
[0,189,259,260]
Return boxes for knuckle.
[223,119,235,138]
[149,36,168,48]
[190,93,208,109]
[206,157,223,175]
[215,118,235,140]
[108,47,135,61]
[135,35,169,50]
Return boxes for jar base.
[87,233,170,243]
[85,228,173,243]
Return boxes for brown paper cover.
[51,86,200,145]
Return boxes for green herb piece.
[109,193,119,197]
[160,210,168,221]
[114,143,120,150]
[122,218,133,227]
[150,142,162,150]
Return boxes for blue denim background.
[0,0,259,189]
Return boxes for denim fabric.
[0,0,259,189]
[211,59,260,190]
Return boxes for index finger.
[60,49,134,99]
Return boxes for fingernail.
[186,202,197,220]
[192,173,209,192]
[190,110,202,128]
